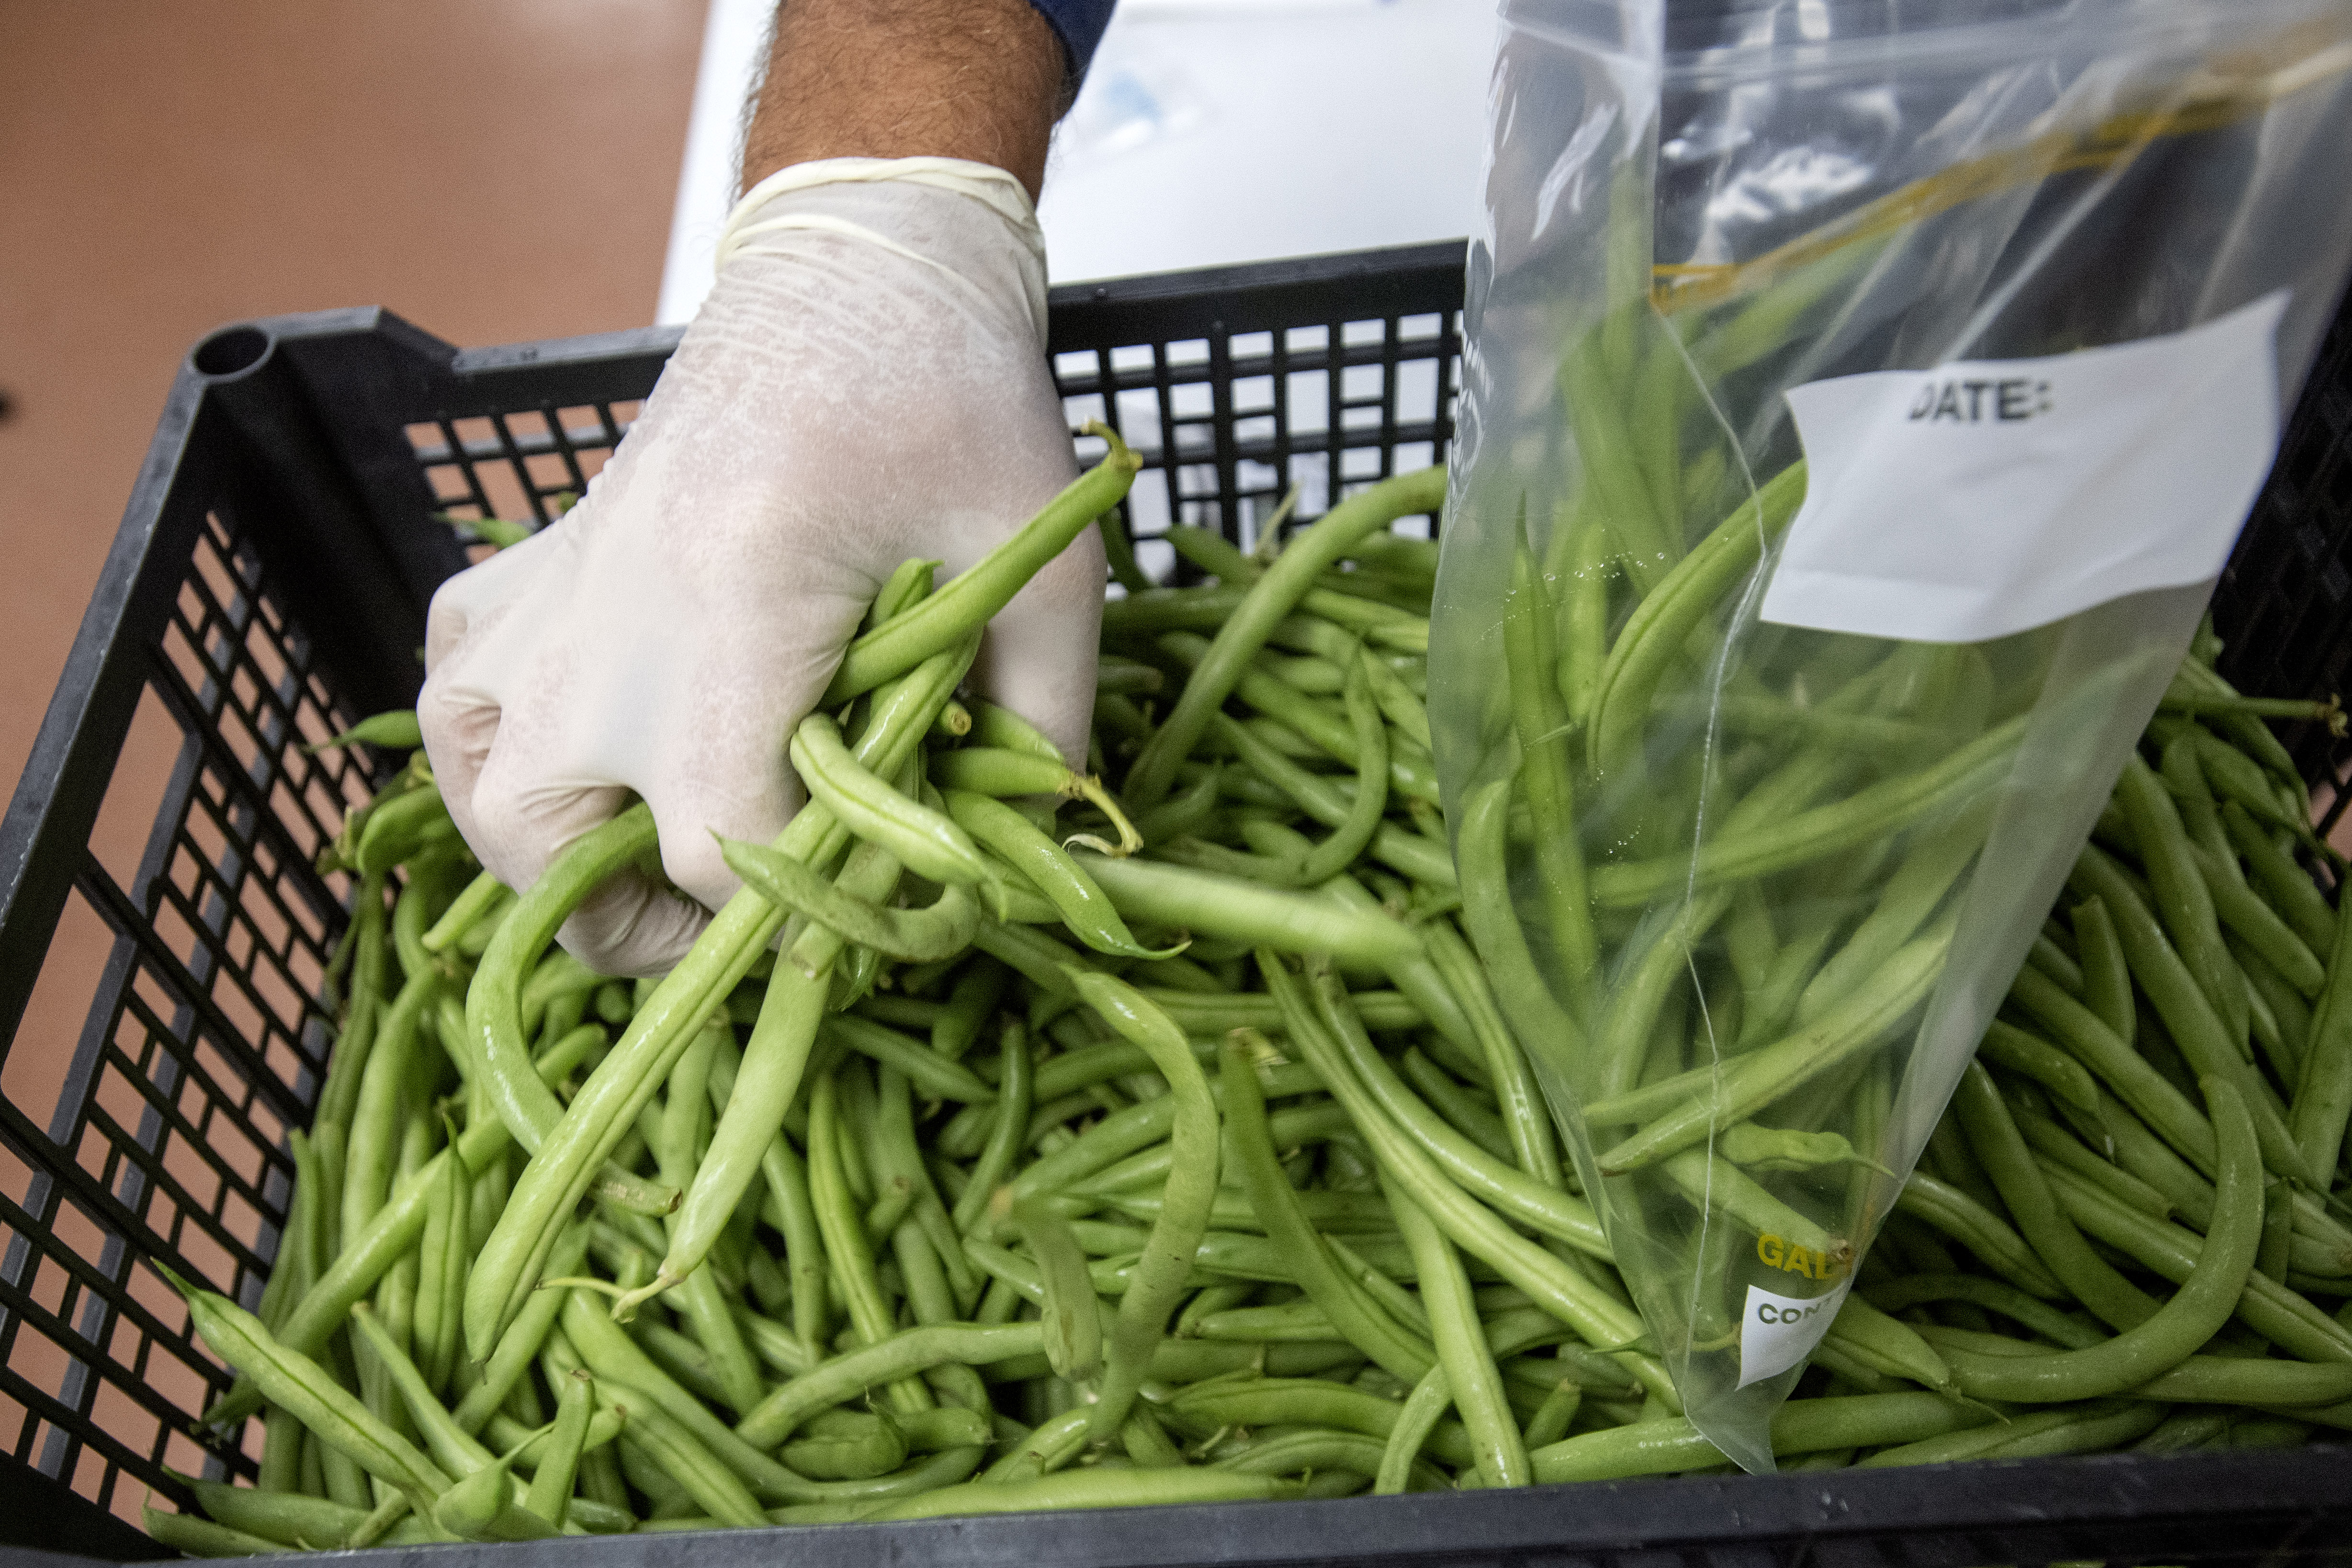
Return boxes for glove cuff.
[716,157,1049,334]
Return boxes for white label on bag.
[1758,292,2289,643]
[1736,1280,1850,1390]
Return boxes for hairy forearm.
[743,0,1065,201]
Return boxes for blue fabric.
[1027,0,1117,81]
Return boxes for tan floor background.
[0,0,705,1518]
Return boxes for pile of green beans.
[149,440,2352,1557]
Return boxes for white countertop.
[657,0,1496,322]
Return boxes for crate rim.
[88,1442,2352,1567]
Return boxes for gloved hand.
[419,158,1104,977]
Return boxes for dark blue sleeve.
[1026,0,1117,83]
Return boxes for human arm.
[419,0,1114,975]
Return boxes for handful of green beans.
[150,442,2352,1557]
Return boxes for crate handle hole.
[193,326,271,378]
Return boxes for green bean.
[1134,763,1226,848]
[2293,886,2352,1193]
[802,1070,935,1415]
[721,835,980,964]
[2224,802,2337,957]
[1361,644,1432,751]
[557,1290,815,1502]
[792,714,992,889]
[1522,1380,1582,1450]
[1453,777,1585,1076]
[171,1474,367,1549]
[1079,1100,1346,1200]
[2129,1354,2352,1407]
[729,1320,1043,1451]
[1856,1399,2160,1467]
[2012,1103,2172,1219]
[867,555,940,629]
[1531,1391,1985,1483]
[648,848,906,1319]
[410,1154,466,1395]
[662,1085,770,1421]
[949,1023,1030,1237]
[928,957,1008,1062]
[823,1015,997,1104]
[420,869,506,958]
[824,432,1138,704]
[1073,849,1423,969]
[2234,935,2307,1087]
[2186,841,2326,996]
[1795,811,1981,1027]
[1114,982,1421,1039]
[1195,652,1446,806]
[341,966,439,1246]
[2071,846,2313,1184]
[786,1410,910,1480]
[943,791,1173,958]
[2027,933,2086,995]
[2009,961,2215,1173]
[2175,722,2316,843]
[2042,1166,2352,1364]
[605,1387,769,1528]
[1222,1034,1431,1383]
[1892,1171,2066,1298]
[1954,1060,2158,1331]
[2118,754,2248,1052]
[1209,1429,1389,1489]
[1316,875,1478,1052]
[1167,1379,1468,1469]
[1978,1021,2103,1119]
[1125,466,1445,807]
[1588,461,1808,776]
[1009,1193,1104,1381]
[1594,716,2022,907]
[1190,1300,1352,1342]
[1297,966,1608,1257]
[1266,650,1394,886]
[354,785,458,875]
[1282,963,1671,1403]
[1592,888,1731,1100]
[1384,1172,1526,1486]
[1817,1294,1957,1397]
[871,1466,1290,1521]
[1058,970,1221,1444]
[1399,1049,1513,1163]
[1503,546,1598,988]
[1591,924,1949,1173]
[432,1449,556,1543]
[446,1223,589,1435]
[168,1272,451,1512]
[209,1118,500,1429]
[1866,1273,2104,1348]
[931,745,1145,856]
[1424,920,1560,1187]
[1662,1146,1841,1258]
[349,1300,500,1484]
[471,638,978,1358]
[145,1506,298,1557]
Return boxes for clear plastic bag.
[1429,0,2352,1470]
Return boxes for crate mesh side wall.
[1051,308,1462,577]
[406,313,1463,567]
[0,506,376,1524]
[2215,280,2352,819]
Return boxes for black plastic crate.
[0,240,2348,1567]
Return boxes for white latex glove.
[419,158,1104,977]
